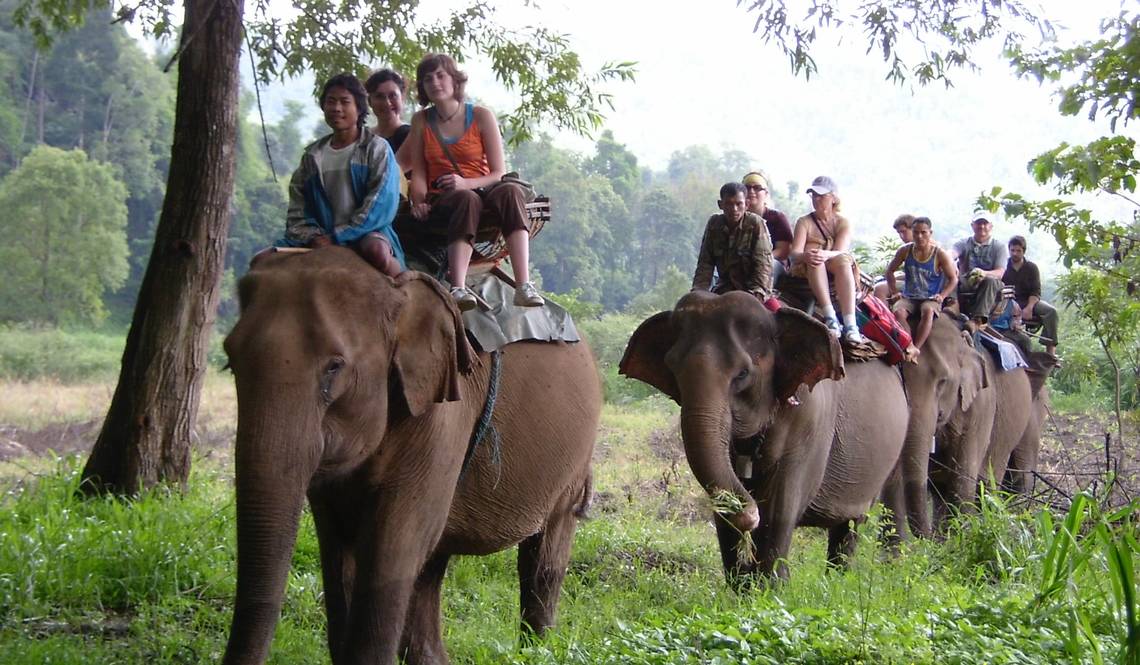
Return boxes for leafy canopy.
[0,145,129,325]
[13,0,636,144]
[737,0,1053,86]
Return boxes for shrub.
[0,325,125,382]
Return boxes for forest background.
[0,0,1135,411]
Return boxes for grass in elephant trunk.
[0,396,1135,663]
[710,488,757,569]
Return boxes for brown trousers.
[429,182,530,245]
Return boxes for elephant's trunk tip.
[712,490,760,533]
[733,502,760,532]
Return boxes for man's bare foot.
[905,344,921,364]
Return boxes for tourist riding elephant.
[220,248,601,665]
[620,291,907,582]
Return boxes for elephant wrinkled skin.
[887,316,995,539]
[220,248,601,665]
[621,291,907,581]
[888,316,1057,540]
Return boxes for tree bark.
[80,0,245,496]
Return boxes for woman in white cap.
[788,175,864,343]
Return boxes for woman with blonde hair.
[789,175,863,343]
[403,53,543,310]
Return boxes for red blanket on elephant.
[856,294,912,365]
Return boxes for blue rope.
[460,349,502,481]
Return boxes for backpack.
[855,294,912,365]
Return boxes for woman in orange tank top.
[405,53,543,311]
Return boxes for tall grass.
[1,447,1134,664]
[0,325,229,384]
[0,326,126,382]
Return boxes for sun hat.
[805,175,837,196]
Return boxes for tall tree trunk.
[102,92,115,148]
[19,50,38,148]
[80,0,245,496]
[36,66,44,144]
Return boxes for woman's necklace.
[436,102,461,123]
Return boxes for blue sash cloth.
[975,331,1029,371]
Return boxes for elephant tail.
[573,471,594,520]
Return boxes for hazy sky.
[246,0,1133,273]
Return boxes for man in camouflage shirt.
[692,182,775,301]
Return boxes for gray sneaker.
[513,281,545,307]
[842,324,865,345]
[450,286,477,311]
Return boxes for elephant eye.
[320,357,346,403]
[734,367,751,383]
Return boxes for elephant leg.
[878,462,907,550]
[930,435,981,534]
[310,491,358,662]
[1005,437,1039,495]
[341,438,463,665]
[752,512,795,580]
[826,521,858,569]
[517,502,579,636]
[713,515,756,588]
[399,553,452,665]
[981,446,1013,493]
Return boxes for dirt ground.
[0,420,236,467]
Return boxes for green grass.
[0,400,1136,664]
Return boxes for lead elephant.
[620,291,907,581]
[220,248,601,665]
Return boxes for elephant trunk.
[899,390,939,540]
[679,394,759,533]
[223,406,320,665]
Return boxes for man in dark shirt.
[742,171,793,272]
[693,182,776,305]
[1002,235,1058,356]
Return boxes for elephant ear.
[390,273,477,417]
[773,307,845,402]
[958,351,988,412]
[619,311,681,403]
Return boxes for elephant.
[889,315,1055,540]
[620,291,907,582]
[220,248,602,665]
[887,315,995,539]
[983,353,1058,496]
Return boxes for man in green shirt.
[692,182,776,307]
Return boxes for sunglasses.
[745,184,767,192]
